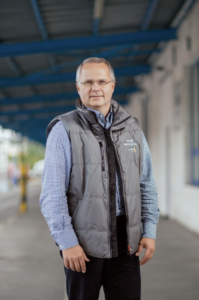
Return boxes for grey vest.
[47,98,143,258]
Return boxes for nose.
[91,81,100,90]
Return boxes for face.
[76,62,115,114]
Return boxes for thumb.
[136,243,143,256]
[84,253,90,261]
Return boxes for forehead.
[80,62,111,79]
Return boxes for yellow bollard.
[19,163,28,213]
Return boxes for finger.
[84,253,90,261]
[64,259,70,269]
[80,258,86,273]
[140,249,154,266]
[69,260,76,272]
[140,253,153,266]
[135,243,143,256]
[74,259,81,272]
[140,248,153,265]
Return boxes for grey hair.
[76,57,115,83]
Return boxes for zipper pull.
[127,245,131,256]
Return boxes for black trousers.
[60,214,141,300]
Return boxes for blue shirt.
[39,105,159,250]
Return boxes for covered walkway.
[0,181,198,300]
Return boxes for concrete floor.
[141,217,199,300]
[0,181,199,300]
[0,180,65,300]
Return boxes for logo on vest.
[124,139,138,147]
[128,147,137,152]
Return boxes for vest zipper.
[101,132,112,258]
[112,140,131,256]
[99,141,105,171]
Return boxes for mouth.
[89,95,103,98]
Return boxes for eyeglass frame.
[77,79,114,87]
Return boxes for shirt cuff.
[142,221,157,240]
[52,228,79,250]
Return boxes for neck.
[85,104,111,117]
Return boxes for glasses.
[78,79,114,87]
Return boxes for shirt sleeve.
[39,120,79,250]
[140,132,160,240]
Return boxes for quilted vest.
[47,98,143,258]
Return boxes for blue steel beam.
[0,87,139,106]
[1,117,50,132]
[1,99,129,116]
[0,29,177,58]
[0,111,65,124]
[46,48,160,58]
[16,127,46,137]
[0,66,150,88]
[0,117,54,130]
[0,106,76,116]
[20,129,46,137]
[2,119,52,129]
[30,0,48,40]
[141,0,161,30]
[0,92,77,106]
[28,45,132,76]
[28,48,160,77]
[112,48,160,57]
[0,97,129,121]
[0,100,129,119]
[58,48,161,58]
[30,0,56,68]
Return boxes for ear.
[112,81,116,93]
[76,83,80,95]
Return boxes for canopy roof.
[0,0,195,144]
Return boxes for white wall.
[125,1,199,234]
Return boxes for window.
[189,63,199,186]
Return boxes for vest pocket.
[99,142,105,171]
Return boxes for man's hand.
[62,245,90,273]
[135,237,155,266]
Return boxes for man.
[39,57,159,300]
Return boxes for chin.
[90,99,104,106]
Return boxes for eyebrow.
[83,78,108,81]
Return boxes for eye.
[84,80,92,85]
[99,80,106,85]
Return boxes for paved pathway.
[141,217,199,300]
[0,180,199,300]
[0,185,20,224]
[0,180,65,300]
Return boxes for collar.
[76,97,132,128]
[84,105,113,124]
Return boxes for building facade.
[126,1,199,235]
